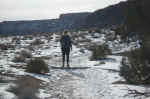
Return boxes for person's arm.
[70,42,72,51]
[69,36,72,51]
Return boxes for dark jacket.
[60,35,72,50]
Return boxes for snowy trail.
[0,34,147,99]
[43,44,131,99]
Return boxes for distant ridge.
[0,12,90,34]
[0,2,127,34]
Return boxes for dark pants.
[61,47,70,67]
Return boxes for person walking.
[60,31,72,68]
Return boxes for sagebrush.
[120,48,150,84]
[8,76,40,99]
[26,58,49,74]
[90,44,111,60]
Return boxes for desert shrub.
[120,0,150,85]
[0,43,15,50]
[12,50,32,63]
[22,35,33,40]
[12,55,26,63]
[31,39,44,45]
[90,44,111,60]
[88,30,93,33]
[27,45,35,51]
[8,76,40,99]
[140,35,150,62]
[0,76,5,83]
[0,44,8,50]
[72,34,78,40]
[72,41,78,46]
[94,29,101,33]
[12,37,20,43]
[78,38,91,43]
[20,50,32,58]
[120,48,150,84]
[26,58,49,74]
[119,32,150,85]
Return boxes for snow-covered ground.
[0,31,148,99]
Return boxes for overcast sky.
[0,0,126,22]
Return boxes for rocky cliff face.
[0,2,128,34]
[58,12,91,31]
[0,19,60,34]
[0,13,90,34]
[84,2,127,28]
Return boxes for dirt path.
[43,51,122,99]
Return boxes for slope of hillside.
[125,0,150,33]
[84,2,127,28]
